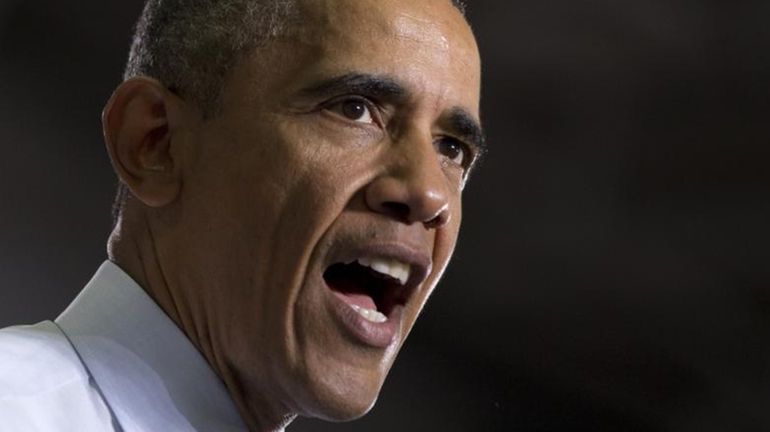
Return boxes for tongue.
[333,291,378,311]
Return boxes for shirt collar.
[56,261,247,431]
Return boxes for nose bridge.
[365,125,451,227]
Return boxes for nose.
[365,133,451,229]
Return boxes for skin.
[102,0,482,430]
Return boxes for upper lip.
[325,242,432,306]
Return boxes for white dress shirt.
[0,261,248,431]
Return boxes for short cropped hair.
[113,0,467,222]
[124,0,298,112]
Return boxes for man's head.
[103,0,482,429]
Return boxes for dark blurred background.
[1,1,768,431]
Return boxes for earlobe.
[102,77,185,208]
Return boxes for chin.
[293,363,388,422]
[307,394,379,423]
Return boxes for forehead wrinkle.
[291,0,478,68]
[392,13,450,52]
[304,0,463,53]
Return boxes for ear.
[102,77,188,208]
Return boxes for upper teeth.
[356,257,411,285]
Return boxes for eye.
[325,97,375,124]
[436,137,469,167]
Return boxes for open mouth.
[323,257,412,324]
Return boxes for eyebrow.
[447,107,486,156]
[300,73,407,102]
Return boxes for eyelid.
[321,94,384,127]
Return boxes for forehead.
[276,0,481,112]
[297,0,470,47]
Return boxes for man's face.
[163,0,481,421]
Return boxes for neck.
[107,207,297,432]
[108,213,181,327]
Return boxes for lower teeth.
[350,304,387,323]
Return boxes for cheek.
[229,122,374,277]
[200,132,369,371]
[192,112,380,270]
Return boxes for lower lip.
[328,291,402,348]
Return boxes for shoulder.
[0,321,86,396]
[0,321,116,431]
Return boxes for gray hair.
[124,0,299,112]
[113,0,467,222]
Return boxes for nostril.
[424,211,448,229]
[381,201,411,222]
[423,204,451,229]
